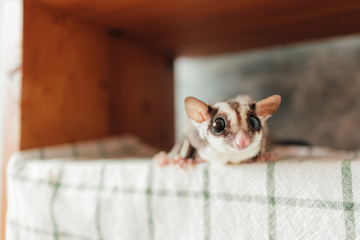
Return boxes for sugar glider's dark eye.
[249,115,261,131]
[211,117,226,135]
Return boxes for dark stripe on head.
[250,103,256,111]
[208,105,218,119]
[228,101,241,127]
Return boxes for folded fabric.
[6,136,360,240]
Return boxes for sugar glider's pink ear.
[184,97,210,123]
[255,95,281,119]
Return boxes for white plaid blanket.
[6,136,360,240]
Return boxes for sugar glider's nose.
[234,131,250,150]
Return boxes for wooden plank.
[171,6,360,55]
[109,37,175,150]
[21,3,174,150]
[26,0,360,55]
[21,3,112,149]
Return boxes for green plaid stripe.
[213,193,266,203]
[8,189,360,240]
[8,221,96,240]
[9,173,360,212]
[50,166,63,240]
[267,162,276,240]
[341,160,356,240]
[96,164,106,240]
[7,156,360,240]
[275,197,344,210]
[146,164,154,240]
[203,163,210,240]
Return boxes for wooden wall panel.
[21,3,112,149]
[25,0,360,56]
[109,38,174,151]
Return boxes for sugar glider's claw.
[171,155,189,169]
[171,154,182,166]
[154,152,206,169]
[153,151,170,167]
[174,156,205,169]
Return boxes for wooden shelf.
[31,0,360,55]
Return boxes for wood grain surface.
[109,38,174,151]
[27,0,360,55]
[21,3,112,149]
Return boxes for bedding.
[6,136,360,239]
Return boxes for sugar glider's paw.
[153,151,170,167]
[255,152,279,163]
[171,154,205,169]
[153,152,205,168]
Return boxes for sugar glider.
[154,94,281,167]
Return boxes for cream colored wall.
[0,0,23,158]
[0,0,23,234]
